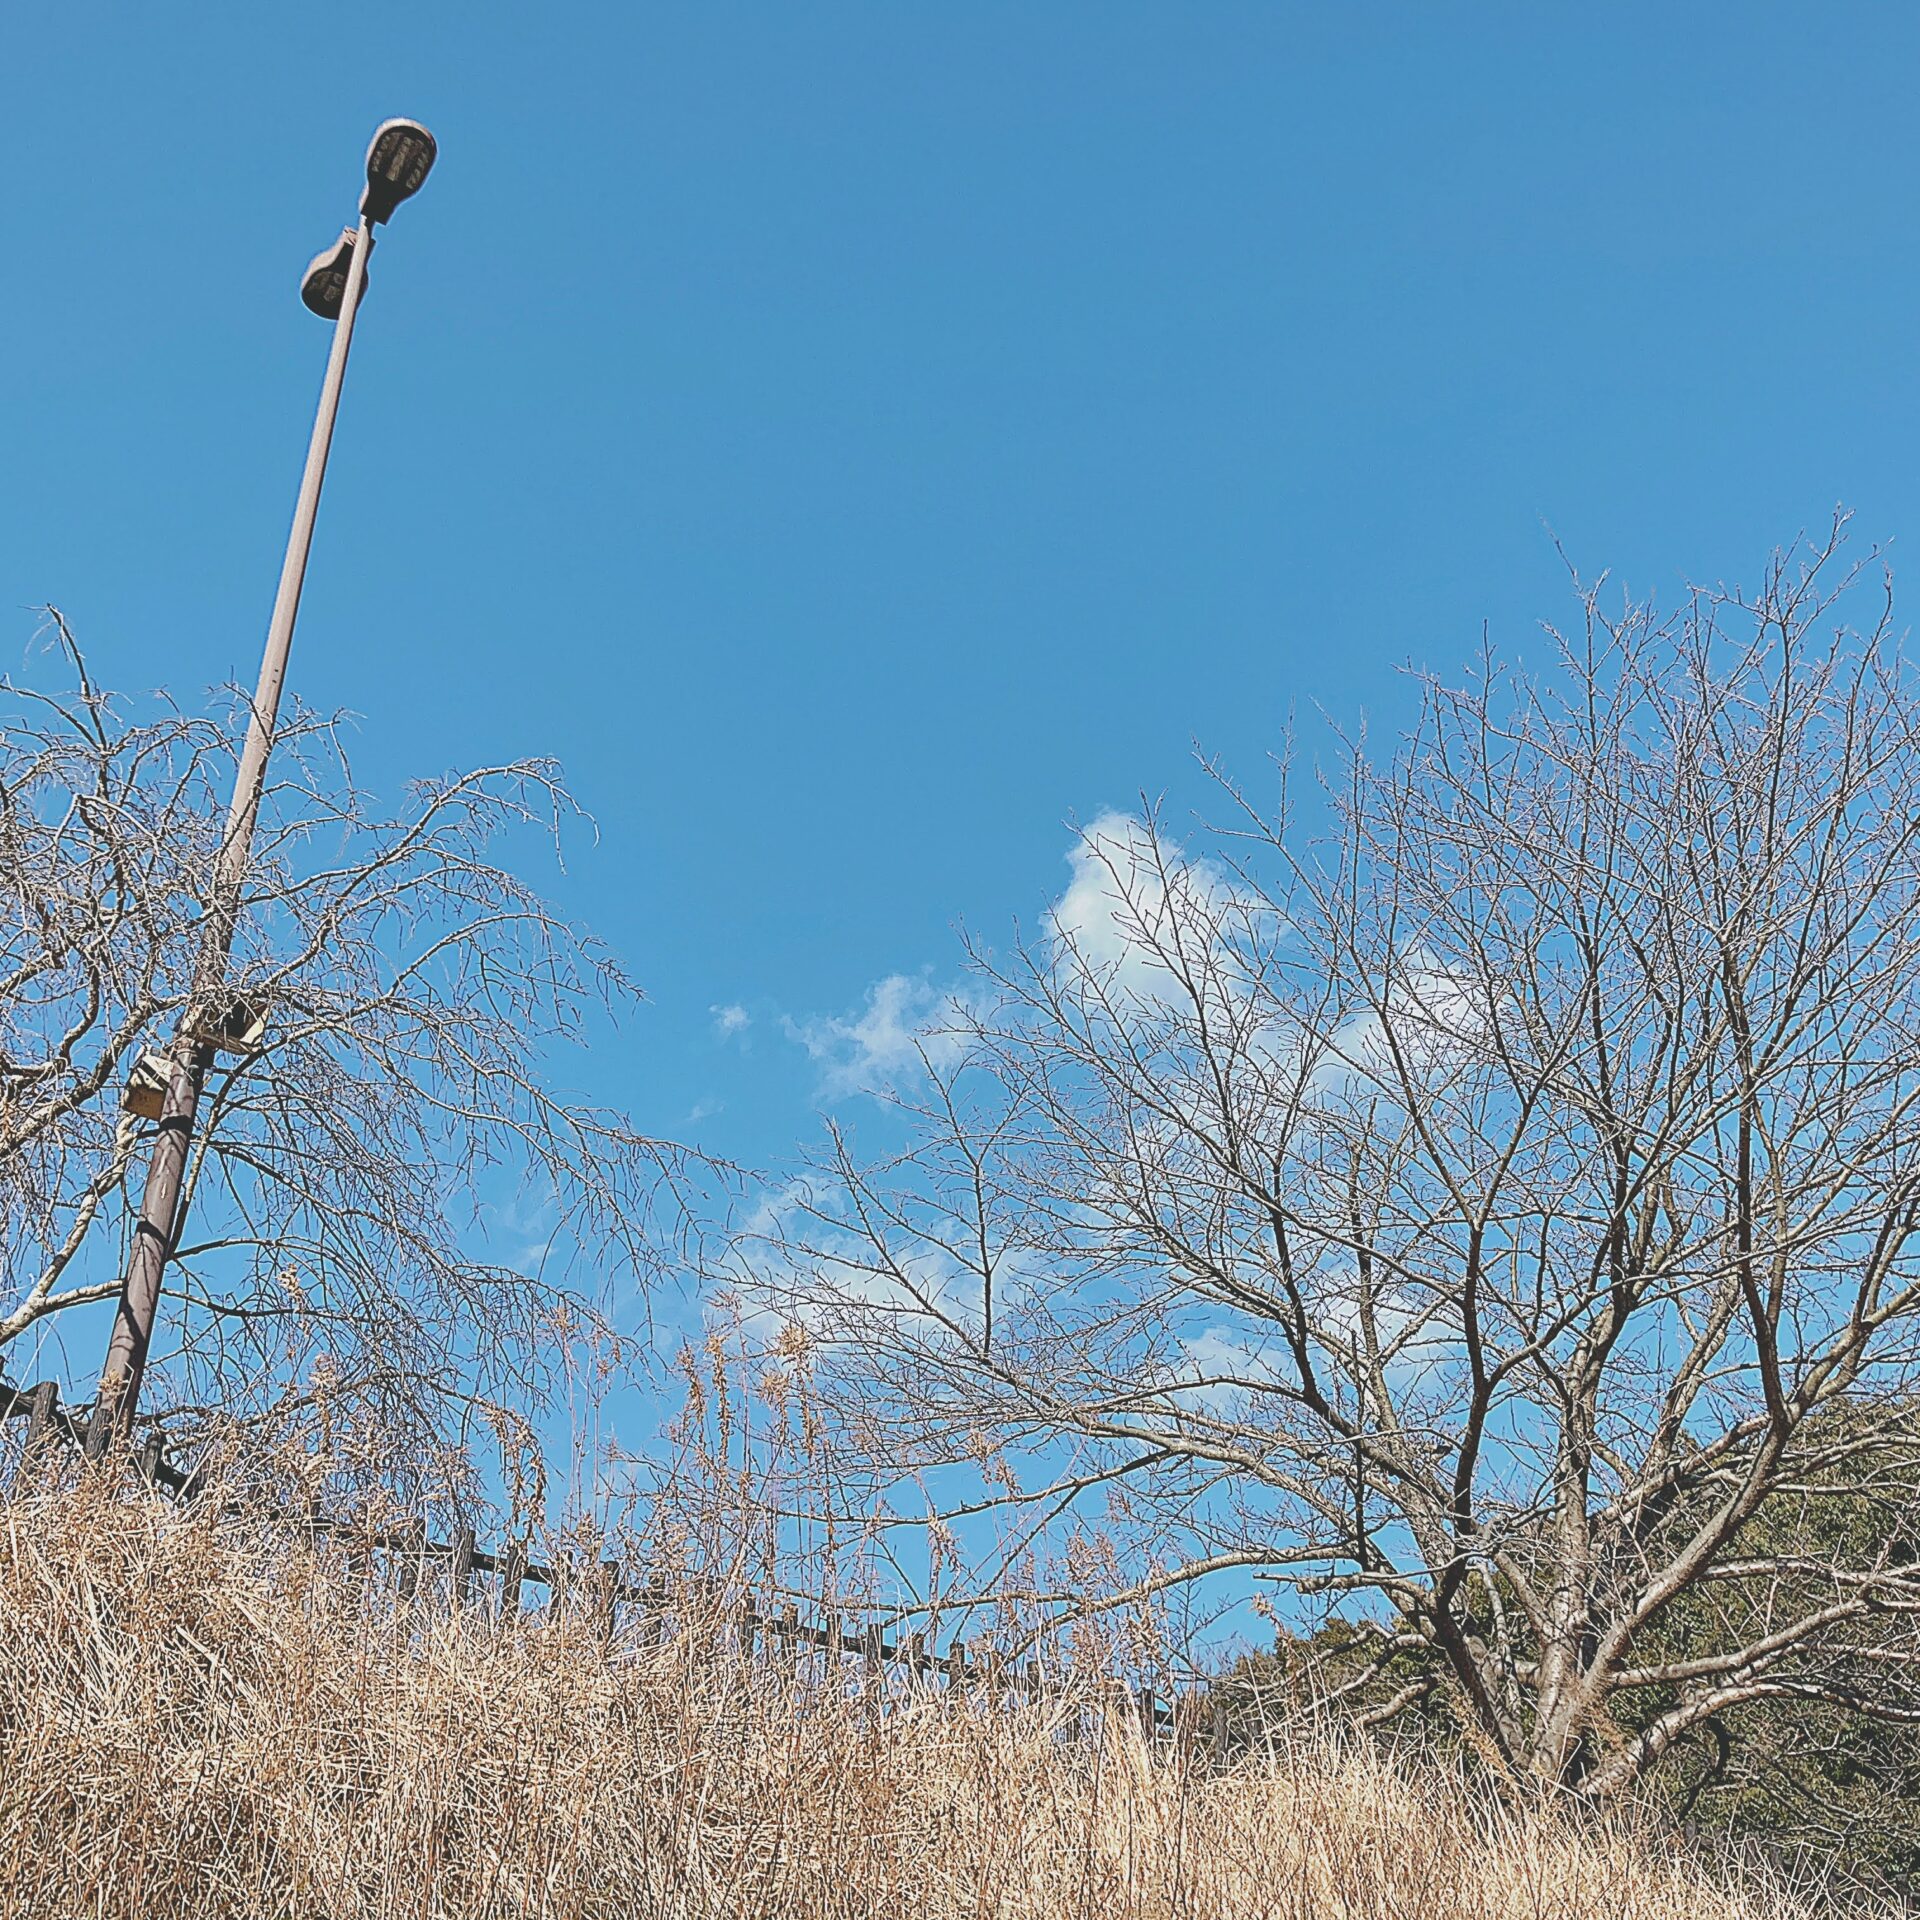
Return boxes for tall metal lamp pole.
[85,120,438,1459]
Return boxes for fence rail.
[0,1378,1205,1741]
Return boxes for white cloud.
[1048,809,1254,1014]
[1164,1326,1282,1415]
[784,972,972,1098]
[1049,814,1476,1132]
[1181,1325,1279,1380]
[778,814,1244,1103]
[711,1003,751,1039]
[723,1176,985,1342]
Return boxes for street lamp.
[362,118,437,222]
[85,121,438,1460]
[301,230,363,319]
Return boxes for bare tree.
[748,528,1920,1796]
[0,615,684,1474]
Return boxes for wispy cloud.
[710,1002,751,1040]
[1049,808,1257,1013]
[1166,1326,1282,1414]
[783,972,972,1098]
[725,1176,986,1342]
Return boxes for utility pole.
[84,120,438,1459]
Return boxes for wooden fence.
[0,1378,1206,1743]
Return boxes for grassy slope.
[0,1483,1808,1920]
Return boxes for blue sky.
[8,6,1920,1388]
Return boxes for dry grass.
[0,1481,1806,1920]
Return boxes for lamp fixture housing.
[362,119,437,224]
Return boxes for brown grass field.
[0,1479,1814,1919]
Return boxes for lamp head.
[362,118,437,224]
[300,228,364,319]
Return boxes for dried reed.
[0,1479,1808,1919]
